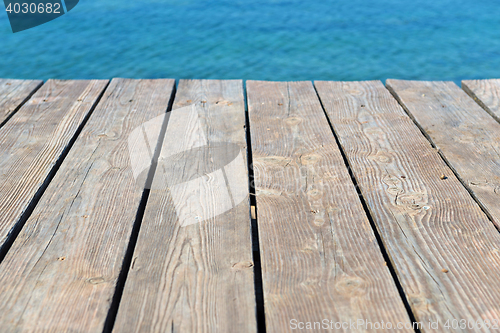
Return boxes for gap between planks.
[0,79,43,128]
[316,80,500,331]
[0,79,176,333]
[247,80,413,332]
[112,80,257,333]
[0,79,109,260]
[387,79,500,232]
[312,82,423,330]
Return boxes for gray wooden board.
[0,79,43,126]
[316,80,500,331]
[462,79,500,123]
[247,80,413,332]
[0,79,108,251]
[0,78,175,332]
[387,79,500,230]
[113,80,257,333]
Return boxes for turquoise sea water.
[0,0,499,83]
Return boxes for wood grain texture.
[0,79,108,251]
[247,81,412,332]
[462,79,500,123]
[316,80,500,331]
[0,78,175,332]
[387,79,500,230]
[113,80,257,333]
[0,79,43,126]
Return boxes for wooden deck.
[0,78,500,332]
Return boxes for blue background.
[0,0,499,83]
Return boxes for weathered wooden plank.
[316,80,500,331]
[462,79,500,123]
[387,79,500,230]
[113,80,257,333]
[0,79,175,332]
[247,81,412,332]
[0,79,43,126]
[0,79,108,252]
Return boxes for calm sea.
[1,0,499,83]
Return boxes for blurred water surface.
[0,0,499,83]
